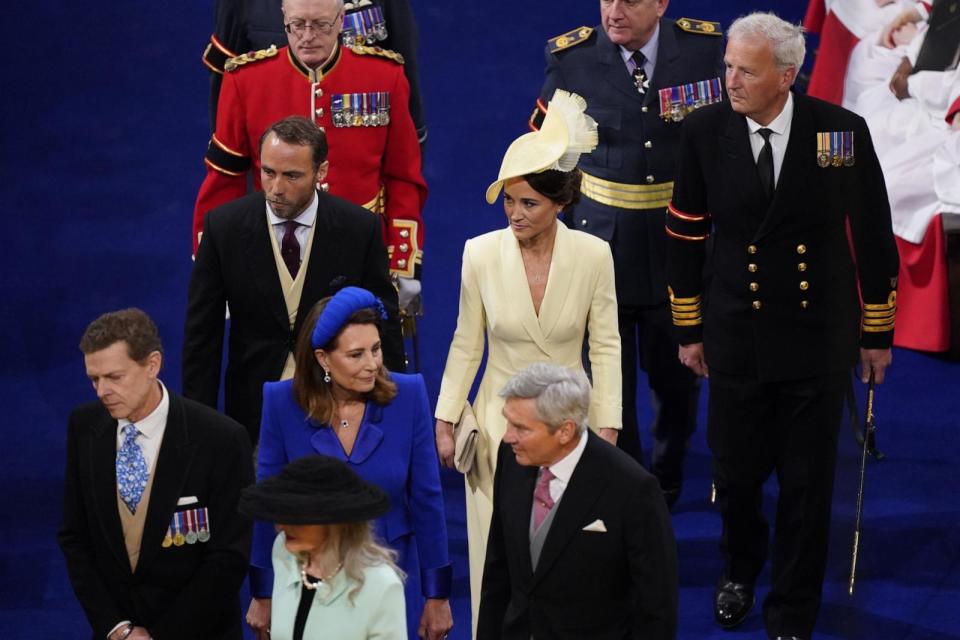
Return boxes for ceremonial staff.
[849,372,882,595]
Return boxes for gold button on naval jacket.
[314,88,323,97]
[642,106,649,113]
[644,141,653,149]
[749,282,759,292]
[747,245,757,254]
[397,259,407,268]
[581,219,588,227]
[797,244,807,255]
[752,300,762,310]
[799,281,809,291]
[798,262,807,272]
[315,108,324,117]
[748,263,758,272]
[801,300,809,309]
[399,243,409,253]
[399,229,410,238]
[646,175,655,184]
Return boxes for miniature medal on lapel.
[817,131,855,168]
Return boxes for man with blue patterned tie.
[59,309,253,640]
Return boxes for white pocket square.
[177,496,199,506]
[582,519,607,533]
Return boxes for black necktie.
[630,51,648,95]
[281,220,301,279]
[756,128,774,200]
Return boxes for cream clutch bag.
[453,402,482,474]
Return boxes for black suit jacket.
[478,433,678,640]
[538,19,724,306]
[182,190,404,442]
[666,93,900,381]
[58,390,253,639]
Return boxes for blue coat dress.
[250,373,452,639]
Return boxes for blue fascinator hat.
[310,287,388,349]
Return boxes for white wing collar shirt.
[266,190,319,261]
[116,381,170,476]
[543,428,589,503]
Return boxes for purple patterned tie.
[533,467,556,530]
[281,220,301,279]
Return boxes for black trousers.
[708,371,847,639]
[616,304,700,489]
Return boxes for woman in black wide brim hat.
[239,454,405,640]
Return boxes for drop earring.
[323,369,331,383]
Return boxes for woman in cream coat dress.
[433,90,622,628]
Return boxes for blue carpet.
[3,1,958,638]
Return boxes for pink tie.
[533,467,556,531]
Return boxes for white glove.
[397,276,422,311]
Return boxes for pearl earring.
[323,369,331,383]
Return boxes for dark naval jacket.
[665,93,899,382]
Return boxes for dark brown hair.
[259,116,329,169]
[293,299,397,423]
[79,308,163,363]
[523,168,582,208]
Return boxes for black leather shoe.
[714,576,754,628]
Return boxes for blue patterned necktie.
[117,424,148,514]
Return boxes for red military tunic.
[194,43,426,277]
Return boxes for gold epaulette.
[676,17,722,36]
[548,26,594,53]
[349,45,405,64]
[224,45,279,71]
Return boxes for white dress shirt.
[543,429,589,503]
[619,22,660,82]
[266,192,318,261]
[745,92,795,188]
[116,381,169,476]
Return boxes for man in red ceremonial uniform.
[194,0,425,300]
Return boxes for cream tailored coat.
[435,221,622,630]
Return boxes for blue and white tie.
[117,424,148,514]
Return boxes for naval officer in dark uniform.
[530,0,724,506]
[202,0,428,144]
[666,12,898,638]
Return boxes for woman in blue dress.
[247,287,453,640]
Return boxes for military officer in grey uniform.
[531,0,724,506]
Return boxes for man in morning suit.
[194,0,426,310]
[531,0,725,506]
[183,116,404,444]
[666,13,899,639]
[59,308,253,640]
[478,363,678,640]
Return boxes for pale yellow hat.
[485,89,599,204]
